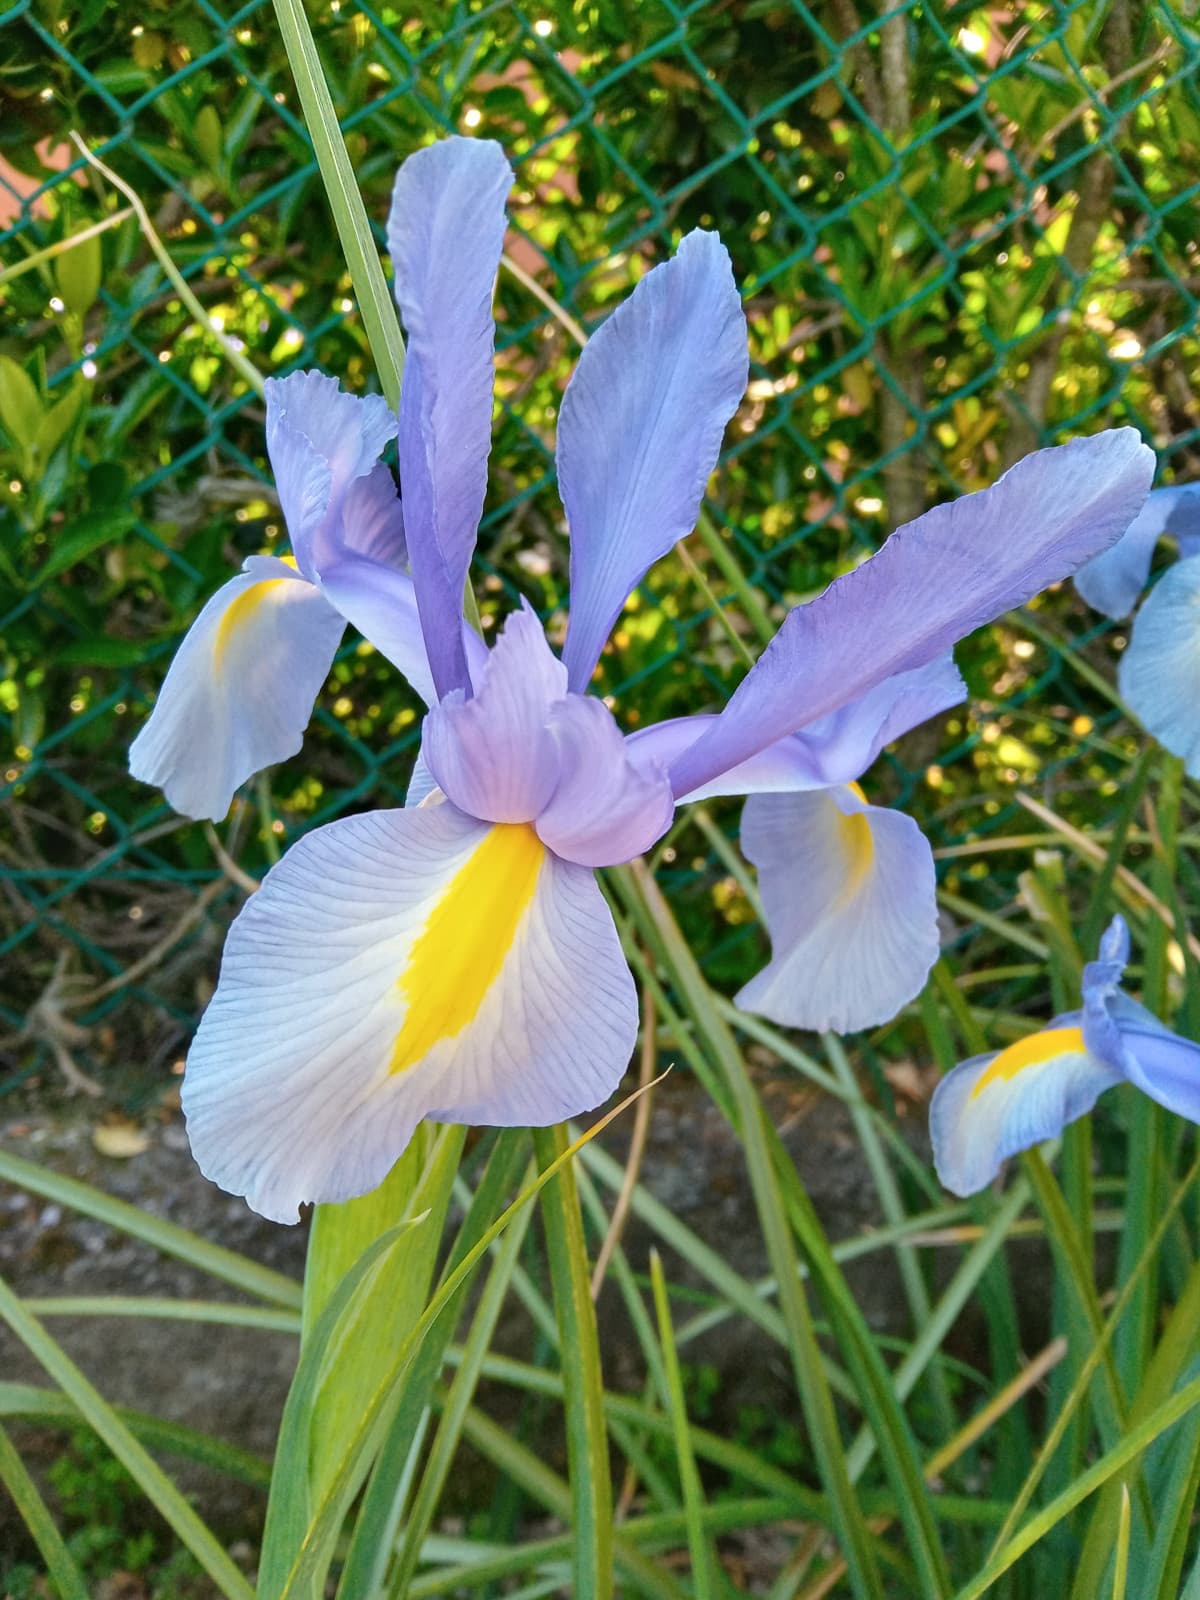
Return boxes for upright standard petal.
[929,1020,1121,1197]
[310,464,434,703]
[183,803,637,1222]
[629,654,965,801]
[558,230,749,690]
[264,371,396,580]
[1078,912,1130,1068]
[1119,557,1200,775]
[669,429,1155,798]
[422,606,567,822]
[318,556,438,706]
[1075,484,1200,619]
[389,137,514,698]
[734,785,940,1033]
[129,556,345,821]
[1080,916,1200,1123]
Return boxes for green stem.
[0,207,134,288]
[272,0,405,407]
[68,135,265,397]
[695,509,776,646]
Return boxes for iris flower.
[930,916,1200,1197]
[129,136,1154,1220]
[127,376,470,820]
[1075,483,1200,772]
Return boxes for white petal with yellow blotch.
[929,1020,1123,1197]
[128,555,345,822]
[182,801,637,1222]
[735,785,939,1034]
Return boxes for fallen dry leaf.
[92,1121,151,1159]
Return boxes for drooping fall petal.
[129,557,345,822]
[735,785,940,1034]
[183,801,637,1222]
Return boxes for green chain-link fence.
[3,0,1199,1100]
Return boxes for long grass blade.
[452,1401,690,1600]
[988,1152,1200,1554]
[1071,1245,1200,1599]
[267,1079,660,1599]
[823,1032,954,1435]
[260,1214,436,1598]
[22,1296,300,1331]
[0,1278,256,1600]
[0,1381,271,1489]
[649,1248,719,1600]
[1111,1485,1131,1600]
[0,1420,90,1600]
[383,1179,535,1597]
[533,1123,614,1600]
[953,1370,1200,1600]
[0,1149,301,1308]
[336,1130,530,1598]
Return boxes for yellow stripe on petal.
[837,781,874,897]
[390,822,545,1074]
[970,1025,1087,1099]
[214,557,299,670]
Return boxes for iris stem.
[0,206,134,288]
[66,136,264,398]
[272,0,405,408]
[695,508,776,646]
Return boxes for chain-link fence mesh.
[3,0,1199,1099]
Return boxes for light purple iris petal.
[1116,1017,1200,1124]
[1119,557,1200,776]
[405,742,438,807]
[264,371,396,580]
[1076,484,1200,619]
[331,462,407,567]
[1077,914,1200,1122]
[388,137,514,699]
[928,1013,1120,1197]
[793,654,967,785]
[734,786,940,1033]
[558,230,749,691]
[183,801,637,1221]
[317,556,437,707]
[669,429,1155,798]
[129,556,345,822]
[535,695,675,867]
[1079,913,1131,1069]
[627,713,823,799]
[423,605,566,822]
[309,462,444,702]
[631,654,966,801]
